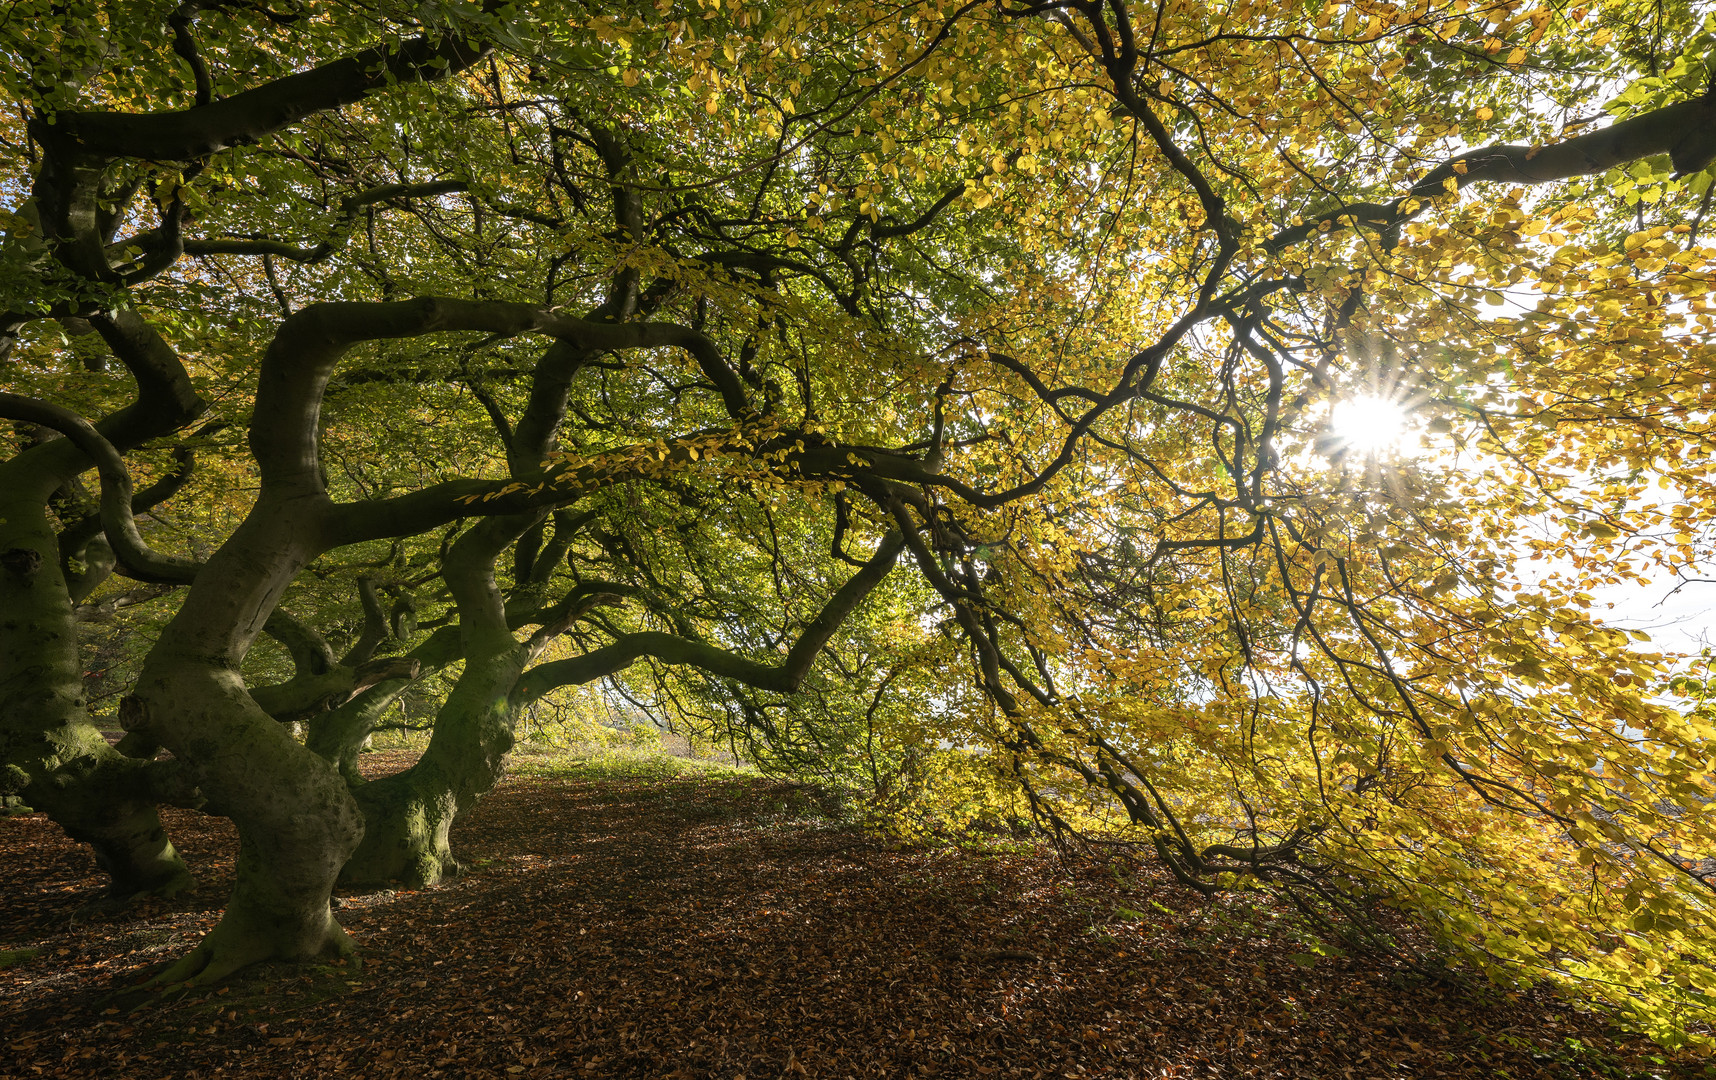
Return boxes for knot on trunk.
[1,546,42,578]
[1,763,29,796]
[118,694,149,732]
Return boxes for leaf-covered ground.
[1,751,1706,1079]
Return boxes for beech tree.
[1,0,1712,1047]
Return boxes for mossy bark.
[0,309,204,899]
[309,681,413,790]
[130,664,363,984]
[341,525,529,888]
[123,298,597,980]
[339,653,521,888]
[129,507,365,984]
[307,626,461,788]
[0,492,191,899]
[341,520,907,891]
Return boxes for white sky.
[1333,397,1715,659]
[1590,572,1715,656]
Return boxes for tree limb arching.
[514,531,907,701]
[37,29,494,163]
[1266,73,1716,253]
[0,394,200,584]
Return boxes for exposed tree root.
[143,920,356,989]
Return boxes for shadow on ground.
[0,751,1702,1079]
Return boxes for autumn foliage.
[1,0,1713,1050]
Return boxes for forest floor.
[1,749,1707,1080]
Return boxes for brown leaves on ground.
[0,751,1705,1079]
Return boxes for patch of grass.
[361,726,433,753]
[509,748,859,830]
[0,946,42,970]
[509,745,757,783]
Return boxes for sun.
[1329,393,1415,457]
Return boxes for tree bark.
[3,390,359,974]
[0,491,191,899]
[341,643,527,887]
[0,343,202,899]
[341,515,536,888]
[125,512,365,983]
[344,528,906,888]
[307,626,462,787]
[112,298,590,976]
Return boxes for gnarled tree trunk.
[0,474,191,900]
[342,644,526,887]
[341,516,534,888]
[125,513,366,984]
[342,519,908,890]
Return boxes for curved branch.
[1266,84,1716,252]
[0,393,199,583]
[169,4,215,108]
[58,436,202,557]
[253,296,754,511]
[85,309,206,454]
[176,180,470,264]
[339,576,392,666]
[515,531,905,700]
[36,29,494,162]
[251,655,422,723]
[524,587,626,655]
[263,607,337,677]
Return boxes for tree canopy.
[1,0,1712,1049]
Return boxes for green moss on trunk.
[135,674,366,985]
[342,645,523,888]
[0,495,192,899]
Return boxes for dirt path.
[0,753,1700,1079]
